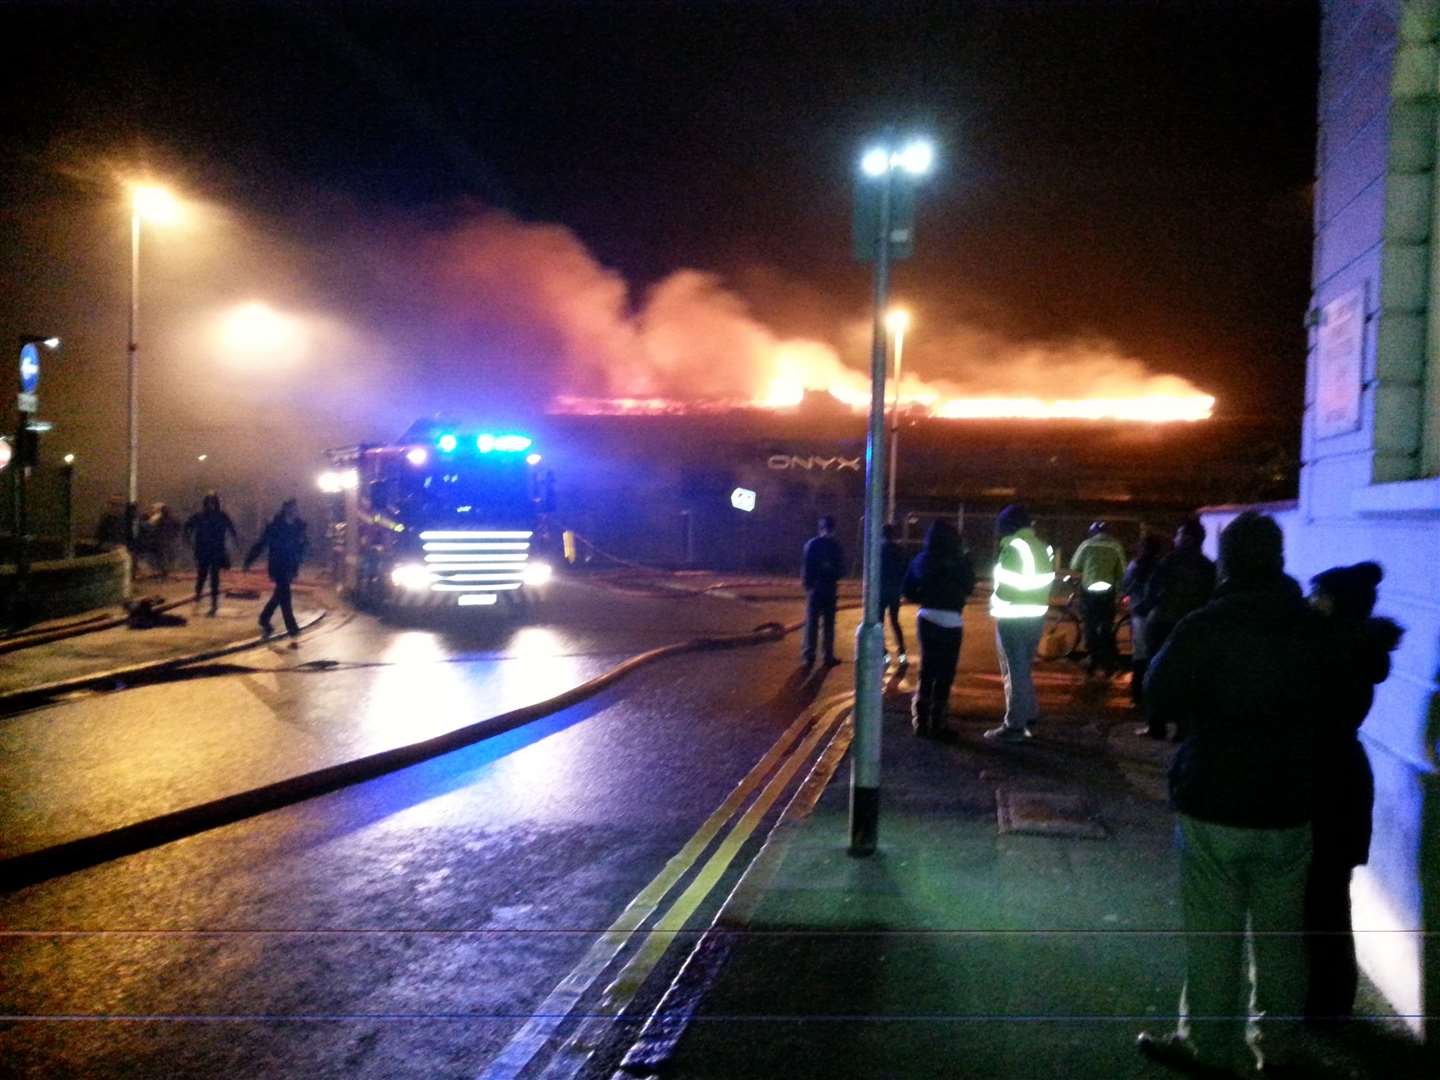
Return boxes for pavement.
[0,571,327,698]
[625,603,1434,1080]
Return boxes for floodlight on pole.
[123,180,184,542]
[850,131,934,856]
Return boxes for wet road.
[1,575,852,1077]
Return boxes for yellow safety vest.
[991,528,1055,619]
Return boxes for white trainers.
[983,724,1030,742]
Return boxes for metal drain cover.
[996,788,1107,839]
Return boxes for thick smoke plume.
[427,211,1213,416]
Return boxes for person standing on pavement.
[984,503,1055,742]
[183,492,239,616]
[95,495,129,547]
[1122,530,1167,710]
[1135,517,1216,739]
[245,498,308,641]
[1137,511,1329,1076]
[1304,562,1402,1023]
[1069,520,1127,677]
[902,519,975,738]
[144,502,182,579]
[880,523,909,664]
[800,514,845,668]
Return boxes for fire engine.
[319,418,558,611]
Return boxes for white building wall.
[1205,0,1440,1036]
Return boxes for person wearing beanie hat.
[1304,561,1403,1021]
[1137,511,1328,1075]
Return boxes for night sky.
[1,0,1319,509]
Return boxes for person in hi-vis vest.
[985,503,1055,741]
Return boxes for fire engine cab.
[320,418,557,611]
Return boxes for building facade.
[1203,0,1440,1036]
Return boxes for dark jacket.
[1122,553,1161,606]
[1138,545,1215,625]
[902,548,976,613]
[802,534,845,600]
[1313,616,1403,866]
[880,540,909,602]
[184,509,238,564]
[1146,574,1328,829]
[246,515,308,582]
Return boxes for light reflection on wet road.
[0,576,842,1078]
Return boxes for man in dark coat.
[245,498,308,640]
[1135,517,1216,738]
[880,523,909,663]
[1137,512,1329,1076]
[800,515,845,668]
[183,492,239,615]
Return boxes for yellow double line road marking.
[479,692,852,1080]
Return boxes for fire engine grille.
[419,530,532,594]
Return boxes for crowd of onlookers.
[800,506,1404,1075]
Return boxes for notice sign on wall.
[1315,287,1365,439]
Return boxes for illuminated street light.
[885,308,911,521]
[124,180,185,542]
[63,453,76,465]
[850,132,935,856]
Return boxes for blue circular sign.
[19,343,40,394]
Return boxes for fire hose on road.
[0,615,811,893]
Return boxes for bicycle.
[1037,577,1132,666]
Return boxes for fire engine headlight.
[522,561,553,587]
[391,562,431,590]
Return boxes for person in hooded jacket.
[1304,561,1403,1022]
[184,492,239,615]
[901,520,975,737]
[1137,511,1330,1076]
[245,498,308,640]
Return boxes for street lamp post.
[850,135,933,856]
[125,183,181,542]
[885,308,909,523]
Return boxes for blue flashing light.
[436,433,458,453]
[476,433,496,452]
[494,434,533,452]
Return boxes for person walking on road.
[1137,511,1329,1076]
[880,523,910,664]
[1069,520,1127,677]
[1122,530,1167,710]
[800,515,845,668]
[902,519,975,738]
[1135,517,1216,739]
[183,492,239,616]
[984,503,1054,742]
[1304,561,1402,1022]
[245,498,308,641]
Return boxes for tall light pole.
[850,135,933,855]
[885,307,910,523]
[125,183,182,540]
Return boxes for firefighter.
[984,503,1055,742]
[1070,519,1128,677]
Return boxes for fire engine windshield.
[387,459,535,526]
